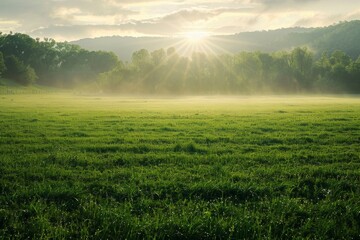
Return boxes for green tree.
[290,47,314,90]
[88,51,119,73]
[330,50,351,66]
[132,49,151,72]
[4,55,37,85]
[347,56,360,92]
[233,52,262,92]
[270,51,297,92]
[151,49,166,66]
[97,61,128,93]
[0,33,37,65]
[0,52,6,77]
[23,66,38,85]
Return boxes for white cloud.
[0,19,22,32]
[0,0,359,40]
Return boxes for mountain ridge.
[71,20,360,61]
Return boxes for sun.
[174,31,213,57]
[184,31,209,43]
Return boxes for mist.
[1,22,360,95]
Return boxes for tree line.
[98,47,360,94]
[0,33,118,87]
[1,33,360,94]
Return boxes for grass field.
[0,94,359,239]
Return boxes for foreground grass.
[0,94,359,239]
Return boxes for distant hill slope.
[72,21,360,61]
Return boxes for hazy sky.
[1,0,360,41]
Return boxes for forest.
[1,32,360,94]
[0,33,118,88]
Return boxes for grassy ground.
[0,94,359,239]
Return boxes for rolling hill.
[72,20,360,61]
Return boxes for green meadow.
[0,93,359,239]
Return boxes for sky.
[1,0,360,41]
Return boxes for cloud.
[161,9,217,23]
[160,7,251,24]
[250,0,319,7]
[30,7,254,40]
[30,23,174,41]
[294,10,360,28]
[1,0,360,40]
[0,19,22,32]
[0,0,137,30]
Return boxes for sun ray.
[184,31,209,42]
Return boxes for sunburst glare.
[175,31,212,56]
[184,31,209,42]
